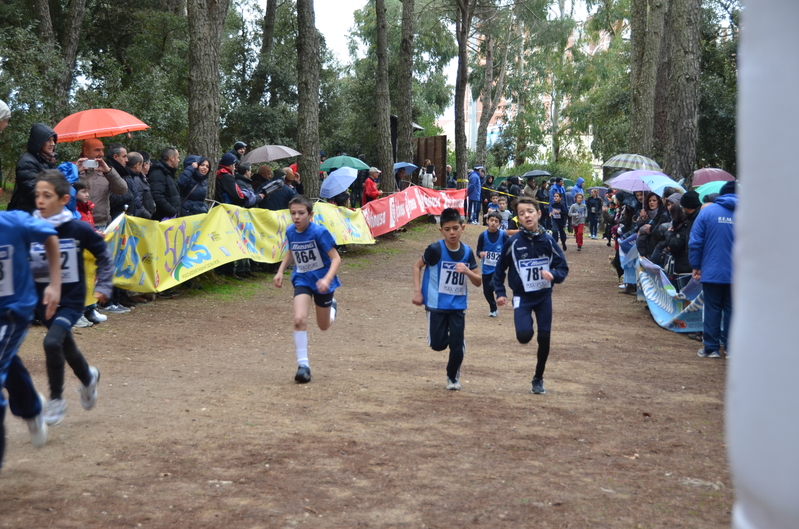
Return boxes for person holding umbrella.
[8,123,59,213]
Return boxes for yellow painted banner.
[105,203,375,292]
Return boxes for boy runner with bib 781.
[273,196,341,384]
[493,197,568,395]
[412,208,482,391]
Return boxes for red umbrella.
[693,168,734,187]
[53,108,150,143]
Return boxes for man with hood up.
[689,180,737,359]
[8,123,58,213]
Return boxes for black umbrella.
[522,169,551,178]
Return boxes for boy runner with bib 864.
[493,197,569,395]
[273,196,341,384]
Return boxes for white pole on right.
[729,2,799,527]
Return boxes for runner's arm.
[412,258,424,306]
[273,248,294,288]
[42,235,62,320]
[315,247,341,294]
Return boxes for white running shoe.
[87,309,107,322]
[74,315,93,328]
[330,298,338,325]
[43,398,68,426]
[488,310,498,317]
[81,366,100,410]
[27,394,48,448]
[446,378,461,391]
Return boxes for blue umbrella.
[393,162,418,174]
[320,167,357,199]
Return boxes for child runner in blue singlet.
[0,210,62,465]
[412,208,482,390]
[273,195,341,384]
[494,197,569,395]
[476,211,510,317]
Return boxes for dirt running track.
[0,221,732,528]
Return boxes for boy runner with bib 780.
[412,208,482,391]
[493,197,568,395]
[273,196,341,384]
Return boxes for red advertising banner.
[361,187,467,236]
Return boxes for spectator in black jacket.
[263,169,297,211]
[149,147,181,220]
[178,155,210,216]
[107,144,142,219]
[215,152,247,207]
[127,152,155,220]
[665,191,701,275]
[8,123,57,213]
[235,162,263,208]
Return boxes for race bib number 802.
[0,246,14,297]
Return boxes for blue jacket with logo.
[688,194,736,284]
[468,171,482,201]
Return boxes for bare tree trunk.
[629,0,667,156]
[551,74,561,163]
[653,0,673,162]
[454,0,475,188]
[396,0,416,165]
[513,21,527,167]
[248,0,277,105]
[187,0,230,199]
[35,0,88,114]
[296,0,321,198]
[663,0,700,184]
[375,0,395,193]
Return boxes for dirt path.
[1,220,731,528]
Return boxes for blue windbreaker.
[688,194,736,284]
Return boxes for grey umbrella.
[242,145,301,164]
[522,169,551,178]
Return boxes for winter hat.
[233,141,247,150]
[0,100,10,121]
[704,193,719,203]
[720,180,737,195]
[220,152,237,167]
[666,192,683,204]
[680,190,701,209]
[273,169,286,180]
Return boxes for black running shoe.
[531,377,546,395]
[295,365,312,383]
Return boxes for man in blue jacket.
[467,166,483,224]
[689,180,737,359]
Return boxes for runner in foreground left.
[273,196,341,384]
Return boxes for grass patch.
[184,273,267,302]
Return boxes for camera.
[83,159,98,168]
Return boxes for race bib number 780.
[438,261,467,296]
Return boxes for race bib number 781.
[519,257,551,293]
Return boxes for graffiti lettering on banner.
[361,187,467,236]
[104,203,374,292]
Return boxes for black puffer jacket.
[148,160,181,220]
[108,158,142,219]
[177,156,209,215]
[665,208,700,274]
[8,123,57,213]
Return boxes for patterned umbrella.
[692,168,735,187]
[603,154,661,172]
[608,170,685,197]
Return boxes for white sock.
[294,331,309,367]
[330,303,337,326]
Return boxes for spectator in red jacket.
[73,182,95,228]
[362,167,383,205]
